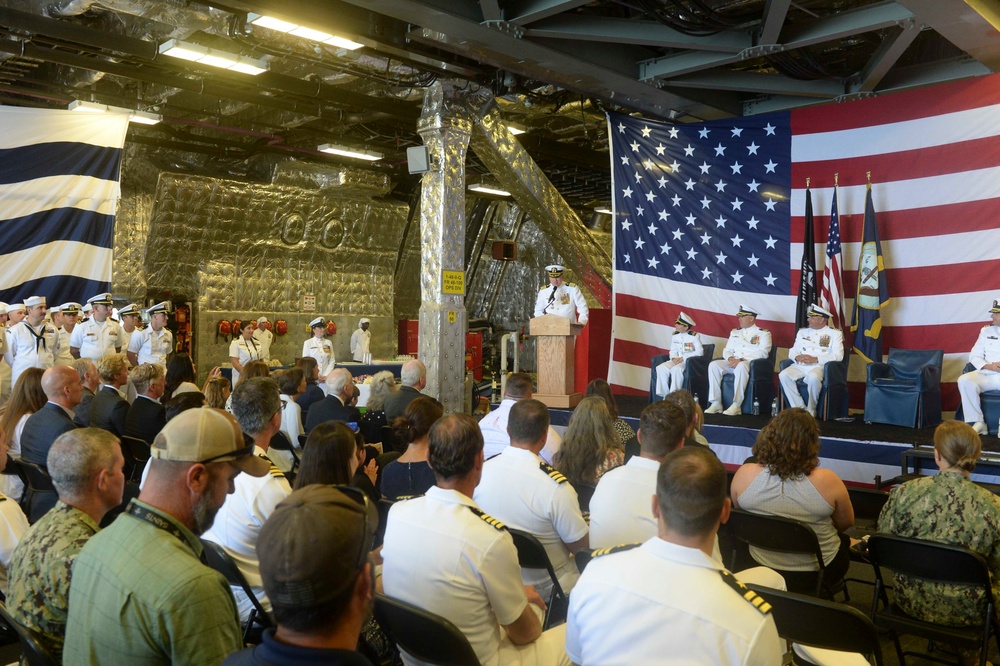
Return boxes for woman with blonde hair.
[878,420,1000,665]
[0,368,46,501]
[203,377,230,410]
[555,396,624,488]
[584,378,636,447]
[731,408,854,594]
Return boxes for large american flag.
[609,72,1000,408]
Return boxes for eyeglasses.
[198,439,255,465]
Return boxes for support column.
[417,82,473,412]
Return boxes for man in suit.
[383,359,426,422]
[21,365,82,466]
[304,368,361,433]
[72,358,100,427]
[125,364,166,444]
[90,354,130,438]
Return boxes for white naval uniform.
[588,456,659,549]
[473,447,589,600]
[478,398,562,464]
[0,327,8,402]
[350,328,371,362]
[654,330,704,397]
[228,336,261,387]
[566,539,782,666]
[119,328,136,358]
[382,487,570,666]
[0,493,28,593]
[958,325,1000,424]
[127,326,173,367]
[54,327,75,366]
[70,317,122,360]
[201,447,291,623]
[533,282,589,325]
[4,321,59,388]
[251,328,273,362]
[271,393,304,473]
[302,336,336,382]
[708,325,772,409]
[779,325,844,413]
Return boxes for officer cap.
[545,264,565,278]
[736,304,759,317]
[675,312,696,328]
[807,304,832,319]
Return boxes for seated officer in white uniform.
[654,311,704,398]
[705,305,772,417]
[533,265,588,325]
[958,299,1000,435]
[566,446,782,666]
[474,399,588,602]
[778,304,844,417]
[382,413,570,666]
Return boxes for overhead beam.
[896,0,1000,70]
[758,0,792,46]
[479,0,503,21]
[505,0,592,25]
[524,15,750,52]
[668,71,844,98]
[852,22,921,92]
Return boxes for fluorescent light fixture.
[247,13,364,50]
[158,38,268,75]
[468,182,511,197]
[318,143,383,161]
[594,205,613,215]
[507,122,526,135]
[68,100,162,125]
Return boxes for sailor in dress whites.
[533,264,589,325]
[302,317,336,384]
[350,318,371,362]
[117,303,141,355]
[54,302,81,367]
[127,301,173,369]
[1,303,24,401]
[251,316,273,362]
[4,296,59,387]
[778,304,844,417]
[705,305,772,416]
[654,312,704,398]
[229,320,261,388]
[958,299,1000,435]
[0,303,8,401]
[70,293,122,360]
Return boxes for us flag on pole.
[609,72,1000,407]
[818,188,844,332]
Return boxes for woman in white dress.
[0,368,46,502]
[229,321,261,387]
[302,317,336,385]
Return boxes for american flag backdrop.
[608,72,1000,408]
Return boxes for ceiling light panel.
[159,39,268,75]
[248,13,363,50]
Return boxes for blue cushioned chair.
[777,354,851,420]
[864,348,943,428]
[719,346,778,415]
[648,344,715,405]
[954,362,1000,435]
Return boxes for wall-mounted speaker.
[491,240,517,261]
[406,146,431,174]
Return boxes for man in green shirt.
[63,407,270,666]
[7,428,125,660]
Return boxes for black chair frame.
[0,600,60,666]
[507,527,568,629]
[868,534,1000,666]
[648,343,716,405]
[119,435,151,483]
[18,460,57,524]
[373,594,481,666]
[200,539,273,644]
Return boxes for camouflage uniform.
[877,471,1000,625]
[6,502,99,659]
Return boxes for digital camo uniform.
[706,306,772,416]
[778,304,844,415]
[957,300,1000,434]
[7,502,100,660]
[654,312,703,398]
[533,265,589,325]
[877,470,1000,626]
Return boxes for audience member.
[204,377,230,410]
[584,378,636,449]
[589,400,687,548]
[272,369,305,472]
[359,370,395,444]
[478,373,562,463]
[71,358,100,427]
[474,399,588,601]
[21,365,82,466]
[63,408,266,664]
[165,391,206,421]
[90,353,130,437]
[730,408,854,594]
[554,396,623,490]
[382,360,425,422]
[236,360,271,387]
[382,413,570,666]
[7,429,124,660]
[0,367,45,500]
[223,484,377,665]
[203,377,292,624]
[663,389,714,452]
[295,422,359,489]
[294,357,325,422]
[380,396,443,501]
[566,447,782,664]
[125,363,166,444]
[878,420,1000,665]
[162,352,200,402]
[0,429,28,595]
[305,369,361,434]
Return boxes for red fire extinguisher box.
[398,320,483,382]
[398,319,419,356]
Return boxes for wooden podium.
[530,314,583,409]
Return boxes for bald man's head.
[41,365,84,408]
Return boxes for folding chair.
[200,539,273,644]
[0,600,59,666]
[373,594,481,666]
[868,534,1000,666]
[748,584,883,665]
[507,527,568,629]
[119,435,151,483]
[18,460,57,524]
[575,548,594,574]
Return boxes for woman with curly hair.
[380,396,443,501]
[555,396,624,489]
[730,408,854,594]
[359,370,395,444]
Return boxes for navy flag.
[795,187,817,329]
[850,183,889,363]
